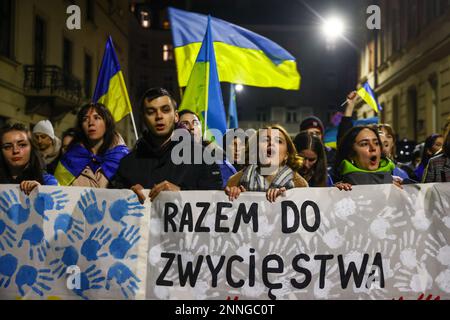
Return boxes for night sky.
[163,0,365,127]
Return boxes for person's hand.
[19,180,40,196]
[266,187,286,203]
[393,177,403,190]
[345,91,358,117]
[335,182,353,191]
[149,181,180,201]
[130,184,146,204]
[225,185,246,201]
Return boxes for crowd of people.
[1,87,449,203]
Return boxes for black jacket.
[110,131,223,190]
[342,171,393,185]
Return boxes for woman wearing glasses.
[0,123,58,195]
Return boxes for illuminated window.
[163,44,173,62]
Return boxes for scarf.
[339,158,395,176]
[239,164,296,192]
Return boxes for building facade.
[357,0,450,142]
[0,0,133,145]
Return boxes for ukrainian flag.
[168,7,301,90]
[93,36,132,122]
[179,16,227,138]
[228,85,238,129]
[357,82,382,114]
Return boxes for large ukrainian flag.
[93,36,132,122]
[179,16,227,137]
[169,7,301,90]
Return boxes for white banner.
[0,184,449,300]
[147,184,450,300]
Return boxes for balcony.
[23,65,82,121]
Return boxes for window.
[63,38,73,75]
[286,112,292,123]
[34,16,46,89]
[86,0,95,22]
[391,8,401,53]
[368,41,375,72]
[84,53,92,98]
[0,0,13,58]
[439,0,450,15]
[407,0,418,40]
[257,112,267,122]
[163,44,173,62]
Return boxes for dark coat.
[110,131,223,190]
[341,171,394,185]
[423,153,450,183]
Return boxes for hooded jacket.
[110,131,223,190]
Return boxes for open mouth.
[267,148,275,157]
[369,155,378,165]
[156,124,165,131]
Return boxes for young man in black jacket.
[110,87,223,202]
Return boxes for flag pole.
[129,109,139,141]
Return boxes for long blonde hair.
[245,124,303,171]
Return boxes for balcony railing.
[24,65,82,101]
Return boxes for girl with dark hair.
[293,131,333,187]
[54,103,129,188]
[0,123,58,194]
[334,125,402,191]
[225,125,308,202]
[414,134,444,182]
[422,132,450,183]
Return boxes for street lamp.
[322,16,345,41]
[235,84,244,92]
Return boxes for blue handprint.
[49,246,79,279]
[18,224,50,261]
[15,265,54,297]
[77,190,106,225]
[0,190,31,225]
[0,219,17,251]
[81,226,112,261]
[105,262,141,299]
[109,195,144,226]
[53,213,84,243]
[109,225,141,260]
[0,253,18,288]
[73,264,105,300]
[34,190,69,220]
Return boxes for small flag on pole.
[357,82,382,114]
[93,36,133,123]
[228,84,238,129]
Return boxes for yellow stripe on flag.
[54,162,76,186]
[175,42,300,90]
[357,87,379,114]
[97,71,132,122]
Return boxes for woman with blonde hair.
[225,124,308,202]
